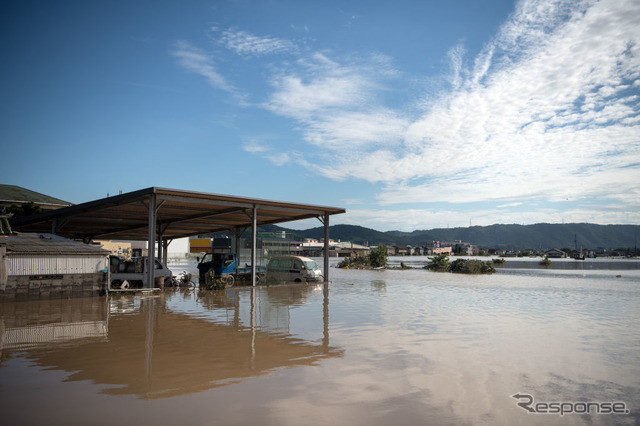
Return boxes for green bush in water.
[337,244,388,269]
[449,258,496,274]
[425,253,450,272]
[369,244,388,268]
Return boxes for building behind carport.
[0,233,109,300]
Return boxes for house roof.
[11,187,346,242]
[0,184,72,208]
[0,233,109,255]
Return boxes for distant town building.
[431,246,454,256]
[544,248,567,258]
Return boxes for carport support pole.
[162,239,169,265]
[157,233,163,265]
[235,231,241,267]
[146,193,156,289]
[251,205,257,286]
[323,212,330,283]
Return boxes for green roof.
[0,184,72,207]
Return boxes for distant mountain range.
[262,223,640,250]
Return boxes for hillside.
[268,223,640,250]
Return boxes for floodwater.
[1,258,639,425]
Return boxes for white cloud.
[302,110,410,149]
[175,1,639,228]
[241,138,301,167]
[242,139,270,154]
[260,0,640,214]
[341,198,364,205]
[266,152,291,166]
[171,40,234,92]
[216,29,296,56]
[447,44,466,90]
[265,53,378,120]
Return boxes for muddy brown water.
[1,260,639,425]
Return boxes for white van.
[110,256,172,288]
[266,255,323,283]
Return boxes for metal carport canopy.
[12,187,346,286]
[12,187,345,241]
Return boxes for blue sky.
[2,0,639,231]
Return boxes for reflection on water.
[1,284,340,403]
[1,261,639,425]
[0,298,108,351]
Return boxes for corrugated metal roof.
[0,233,109,255]
[0,184,72,207]
[12,187,346,241]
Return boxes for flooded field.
[1,258,639,425]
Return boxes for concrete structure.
[452,241,479,256]
[260,232,304,257]
[0,233,109,301]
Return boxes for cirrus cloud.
[262,0,640,213]
[173,0,639,228]
[215,28,296,57]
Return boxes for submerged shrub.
[450,259,496,274]
[337,245,388,269]
[337,256,369,269]
[369,244,388,268]
[425,253,450,272]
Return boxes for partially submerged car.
[109,255,172,289]
[266,255,323,283]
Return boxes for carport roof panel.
[12,187,346,240]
